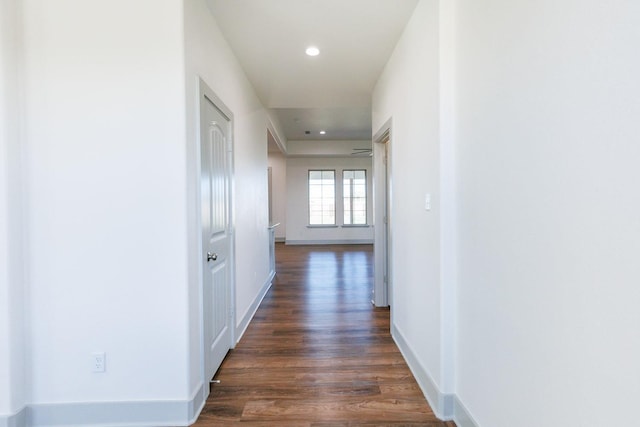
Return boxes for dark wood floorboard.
[193,243,456,427]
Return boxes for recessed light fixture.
[305,46,320,56]
[319,131,326,135]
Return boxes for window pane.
[343,185,351,198]
[309,170,336,225]
[342,170,366,225]
[353,211,366,224]
[309,171,322,181]
[309,186,322,199]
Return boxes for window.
[308,170,335,225]
[343,170,367,225]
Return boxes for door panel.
[201,92,232,383]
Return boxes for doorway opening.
[373,119,392,309]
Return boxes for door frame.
[197,78,236,387]
[373,118,392,309]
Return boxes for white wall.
[0,0,26,419]
[268,151,287,240]
[22,0,191,416]
[285,156,373,244]
[372,0,452,416]
[184,0,271,386]
[454,0,640,425]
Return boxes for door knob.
[207,252,218,262]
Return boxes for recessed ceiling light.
[319,131,326,135]
[305,46,320,56]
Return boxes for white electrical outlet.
[92,352,106,373]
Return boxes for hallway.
[193,244,455,426]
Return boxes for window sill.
[341,224,370,228]
[307,225,339,228]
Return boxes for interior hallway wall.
[0,1,276,424]
[21,0,192,422]
[0,0,26,420]
[372,0,452,417]
[268,151,287,241]
[454,0,640,425]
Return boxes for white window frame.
[343,169,367,226]
[308,170,336,226]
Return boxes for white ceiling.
[274,107,371,140]
[206,0,419,143]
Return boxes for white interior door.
[201,89,233,382]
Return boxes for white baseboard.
[275,237,285,243]
[235,271,274,344]
[285,239,373,245]
[0,407,26,427]
[187,382,207,426]
[391,324,480,427]
[453,395,480,427]
[0,384,205,427]
[391,323,454,421]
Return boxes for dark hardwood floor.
[193,243,456,427]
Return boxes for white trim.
[391,323,454,421]
[454,395,480,427]
[0,407,27,427]
[372,118,392,307]
[438,0,457,397]
[0,386,207,427]
[192,74,206,407]
[275,237,285,243]
[187,382,207,426]
[266,117,287,154]
[28,401,188,427]
[285,239,373,245]
[235,271,274,344]
[23,382,204,427]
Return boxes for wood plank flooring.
[193,243,455,427]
